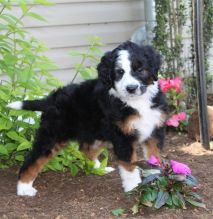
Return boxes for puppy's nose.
[126,84,139,93]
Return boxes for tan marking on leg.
[143,138,161,160]
[117,114,140,134]
[81,140,105,160]
[119,144,138,171]
[19,142,67,183]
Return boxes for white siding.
[22,0,145,83]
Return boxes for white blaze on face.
[114,50,140,97]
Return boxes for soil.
[1,133,213,219]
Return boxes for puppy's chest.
[128,101,163,142]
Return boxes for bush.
[0,0,108,175]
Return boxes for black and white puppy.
[8,41,167,196]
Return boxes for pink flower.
[159,79,172,93]
[166,112,187,127]
[170,160,192,175]
[166,114,180,127]
[147,155,160,166]
[170,77,182,93]
[177,112,187,121]
[159,77,182,93]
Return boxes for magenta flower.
[159,78,172,93]
[170,160,192,175]
[159,77,182,93]
[177,112,187,121]
[170,77,182,93]
[166,114,180,127]
[166,112,187,127]
[147,155,160,166]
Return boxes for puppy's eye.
[116,69,124,75]
[137,67,143,72]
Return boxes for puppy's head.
[97,41,161,98]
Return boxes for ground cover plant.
[131,156,205,213]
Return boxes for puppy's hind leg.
[17,129,67,196]
[80,140,115,173]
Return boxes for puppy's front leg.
[113,139,141,192]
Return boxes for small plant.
[69,36,104,82]
[0,1,108,175]
[132,156,205,213]
[159,77,190,130]
[111,208,125,217]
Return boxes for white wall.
[22,0,145,83]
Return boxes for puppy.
[8,41,167,196]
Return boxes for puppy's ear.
[144,45,162,81]
[97,51,114,89]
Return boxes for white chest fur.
[123,82,163,142]
[127,98,162,142]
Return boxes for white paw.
[94,159,101,169]
[119,166,142,192]
[104,166,115,173]
[17,181,37,197]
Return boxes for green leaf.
[69,164,78,176]
[16,141,31,151]
[142,173,160,185]
[0,118,13,130]
[6,131,26,143]
[5,143,17,153]
[154,190,169,209]
[185,198,206,209]
[189,192,203,201]
[166,194,173,206]
[19,2,28,13]
[0,90,8,101]
[158,177,168,187]
[185,175,198,186]
[100,156,108,168]
[46,159,63,171]
[150,189,158,202]
[35,0,54,6]
[171,193,180,207]
[15,155,24,161]
[26,12,46,21]
[111,208,125,216]
[0,145,9,155]
[176,192,186,209]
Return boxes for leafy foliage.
[69,36,104,82]
[0,0,108,175]
[153,0,187,77]
[131,159,205,213]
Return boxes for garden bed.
[0,132,213,219]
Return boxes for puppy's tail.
[7,99,47,112]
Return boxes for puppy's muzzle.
[126,84,139,94]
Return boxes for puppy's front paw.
[17,181,37,197]
[104,166,115,173]
[119,166,142,192]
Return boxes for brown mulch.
[0,133,213,219]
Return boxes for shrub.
[0,0,108,175]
